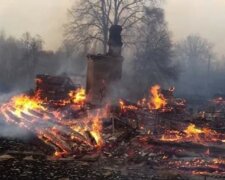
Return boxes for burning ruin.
[1,77,225,179]
[0,26,225,180]
[0,75,106,158]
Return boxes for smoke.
[0,91,21,103]
[0,122,30,139]
[173,35,225,99]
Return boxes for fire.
[0,87,104,157]
[71,112,104,148]
[120,85,168,112]
[119,99,138,112]
[161,123,224,144]
[149,85,167,110]
[1,93,45,118]
[90,115,103,147]
[1,81,224,163]
[69,88,86,105]
[184,124,220,142]
[184,124,203,135]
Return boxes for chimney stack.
[86,25,124,104]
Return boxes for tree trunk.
[103,30,108,54]
[101,0,108,54]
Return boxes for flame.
[90,115,103,147]
[69,88,86,105]
[3,93,45,118]
[0,87,104,157]
[71,111,104,148]
[120,85,178,113]
[149,85,167,110]
[160,123,224,144]
[1,82,224,163]
[184,124,203,135]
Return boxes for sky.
[0,0,224,55]
[0,0,72,51]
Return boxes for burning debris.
[0,28,225,180]
[120,85,186,114]
[0,75,105,158]
[0,78,225,179]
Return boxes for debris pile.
[0,77,225,179]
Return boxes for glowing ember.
[211,97,225,105]
[168,158,225,175]
[119,99,138,112]
[149,85,167,110]
[161,123,224,144]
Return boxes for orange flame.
[90,115,103,147]
[149,85,167,110]
[71,112,104,148]
[7,94,45,117]
[0,87,105,157]
[69,88,86,105]
[121,85,168,112]
[161,123,223,144]
[184,124,203,135]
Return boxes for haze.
[0,0,224,55]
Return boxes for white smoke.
[0,123,30,139]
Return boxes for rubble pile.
[0,77,225,179]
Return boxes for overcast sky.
[0,0,224,55]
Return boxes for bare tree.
[65,0,159,53]
[125,7,178,98]
[175,35,213,70]
[174,35,214,96]
[0,32,65,91]
[21,32,43,84]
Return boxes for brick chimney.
[86,25,123,104]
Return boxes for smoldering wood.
[147,138,225,155]
[35,74,79,104]
[85,131,97,146]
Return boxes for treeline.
[1,0,225,99]
[0,32,85,92]
[174,35,225,98]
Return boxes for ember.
[211,97,225,105]
[161,123,225,144]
